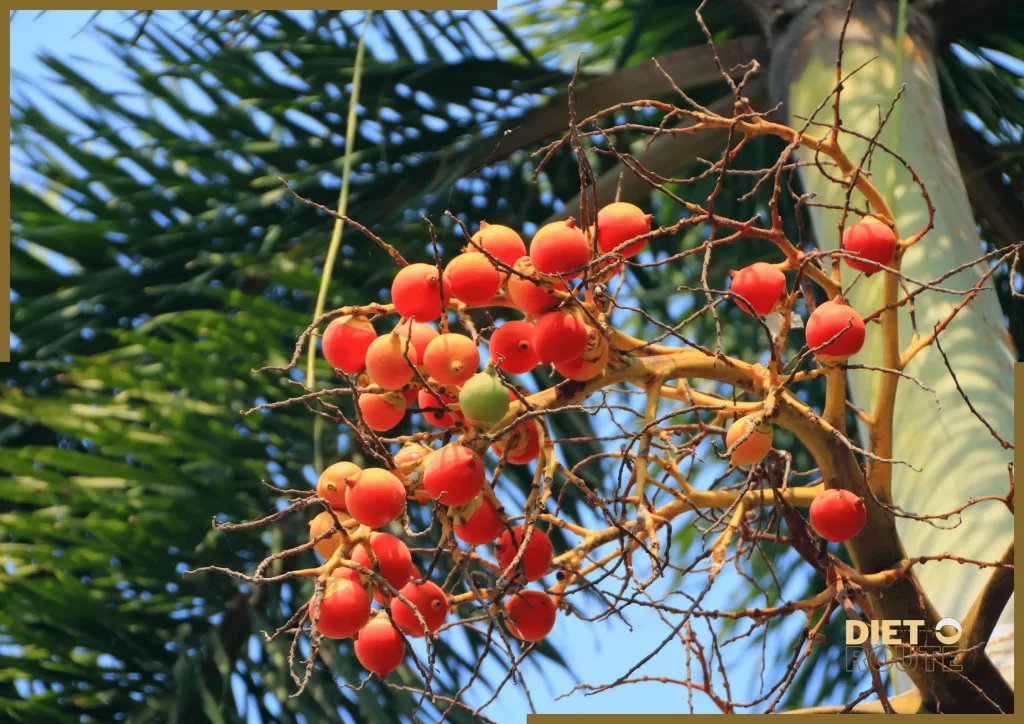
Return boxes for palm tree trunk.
[772,0,1014,700]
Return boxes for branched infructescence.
[186,14,1018,719]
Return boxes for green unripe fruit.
[458,366,510,428]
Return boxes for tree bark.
[772,0,1014,707]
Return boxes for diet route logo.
[844,618,963,673]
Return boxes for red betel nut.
[504,589,557,641]
[444,252,502,306]
[595,202,652,257]
[494,525,552,582]
[809,489,866,543]
[532,311,589,365]
[805,299,866,362]
[729,262,786,317]
[354,616,405,676]
[391,263,451,322]
[842,218,896,275]
[322,315,376,374]
[422,444,486,507]
[471,222,526,269]
[530,219,590,279]
[490,320,540,374]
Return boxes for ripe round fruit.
[444,252,501,306]
[532,311,589,365]
[392,319,438,365]
[492,421,540,465]
[309,510,349,560]
[317,461,361,511]
[530,219,590,279]
[554,330,609,381]
[459,366,510,428]
[365,333,418,390]
[595,202,653,258]
[354,616,406,676]
[805,299,866,362]
[322,315,376,374]
[309,578,372,639]
[391,263,451,323]
[490,320,540,374]
[505,589,556,642]
[507,257,567,317]
[729,262,787,317]
[358,391,407,432]
[422,445,485,507]
[453,496,505,546]
[423,333,480,387]
[809,489,867,543]
[391,580,449,637]
[842,218,896,275]
[345,468,406,529]
[495,526,552,582]
[351,532,413,590]
[472,222,526,269]
[725,415,773,466]
[418,384,459,429]
[554,347,608,381]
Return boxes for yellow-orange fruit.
[358,391,407,432]
[554,343,608,381]
[392,319,438,366]
[365,333,418,390]
[444,252,501,306]
[309,509,351,560]
[471,221,526,268]
[423,333,480,386]
[346,468,407,529]
[393,444,434,503]
[724,415,773,466]
[594,202,653,257]
[507,256,567,317]
[317,461,362,511]
[530,219,590,279]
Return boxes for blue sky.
[9,10,856,722]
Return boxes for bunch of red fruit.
[321,201,656,438]
[307,203,654,677]
[306,208,886,677]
